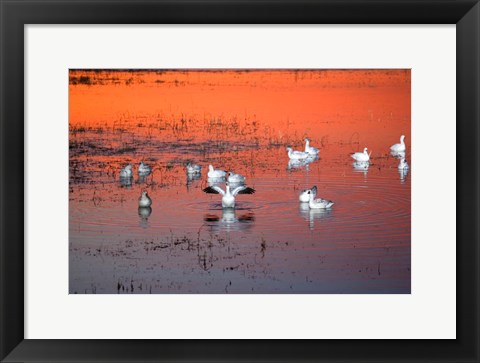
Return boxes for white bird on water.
[286,147,310,160]
[304,138,320,155]
[138,161,151,175]
[351,147,371,162]
[398,158,409,170]
[186,163,202,174]
[203,182,255,208]
[207,165,226,178]
[390,135,406,153]
[227,171,245,184]
[299,186,317,202]
[138,191,152,207]
[120,164,133,178]
[308,192,334,209]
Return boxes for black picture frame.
[1,1,478,362]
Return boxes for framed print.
[1,0,479,362]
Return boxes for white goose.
[286,147,310,160]
[207,165,226,178]
[309,193,334,209]
[351,147,371,162]
[398,158,409,170]
[304,138,320,155]
[227,171,245,183]
[391,135,406,153]
[138,161,151,175]
[299,186,317,202]
[120,164,133,178]
[138,191,152,207]
[186,163,202,174]
[203,182,255,208]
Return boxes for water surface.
[69,69,411,293]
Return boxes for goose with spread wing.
[203,182,255,208]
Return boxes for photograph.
[69,69,411,294]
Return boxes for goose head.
[125,164,132,170]
[363,147,368,154]
[208,165,214,172]
[400,135,405,143]
[286,147,293,153]
[141,191,149,197]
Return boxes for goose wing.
[317,198,334,207]
[231,186,256,196]
[203,185,225,195]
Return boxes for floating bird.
[299,186,317,202]
[120,164,133,178]
[308,193,334,209]
[304,138,320,155]
[398,158,409,170]
[138,191,152,207]
[186,163,202,174]
[138,161,151,175]
[286,147,310,160]
[351,147,371,162]
[227,171,245,184]
[207,165,226,178]
[390,135,406,153]
[203,182,255,208]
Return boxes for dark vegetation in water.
[70,76,92,85]
[72,231,291,293]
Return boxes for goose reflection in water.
[138,206,152,228]
[399,168,409,183]
[137,173,151,184]
[287,154,318,171]
[203,208,255,232]
[119,176,133,188]
[299,203,332,230]
[352,161,369,177]
[186,172,202,190]
[390,150,406,159]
